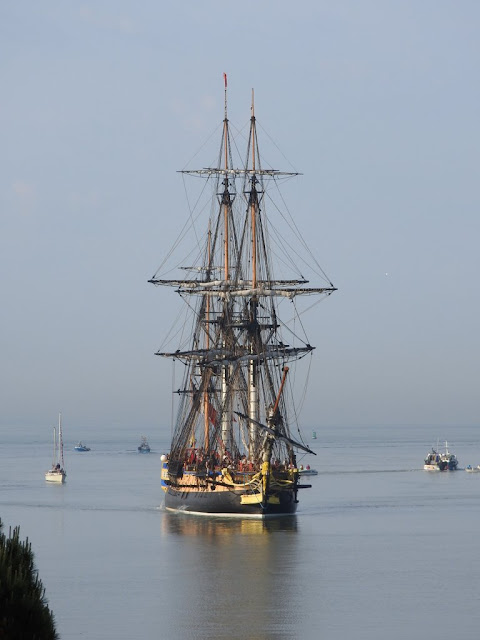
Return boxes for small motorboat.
[424,448,445,471]
[299,465,318,476]
[74,442,91,452]
[465,465,480,473]
[138,436,151,453]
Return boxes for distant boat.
[45,413,67,483]
[74,442,90,452]
[465,465,480,473]
[424,441,458,471]
[138,436,151,453]
[312,431,317,440]
[299,465,318,476]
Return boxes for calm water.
[2,424,480,639]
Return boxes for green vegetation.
[0,518,59,639]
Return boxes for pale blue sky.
[1,1,479,434]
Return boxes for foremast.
[221,72,233,453]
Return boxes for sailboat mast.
[52,426,56,467]
[59,412,65,469]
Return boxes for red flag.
[207,402,217,425]
[223,72,227,88]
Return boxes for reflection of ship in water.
[161,512,298,537]
[159,512,301,638]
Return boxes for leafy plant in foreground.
[0,518,59,639]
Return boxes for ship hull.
[164,486,297,517]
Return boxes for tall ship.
[151,76,336,516]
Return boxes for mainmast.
[223,72,229,282]
[203,223,211,452]
[250,89,257,290]
[221,72,232,452]
[248,89,260,453]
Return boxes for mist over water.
[2,424,480,639]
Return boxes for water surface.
[1,424,480,638]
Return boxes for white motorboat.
[299,466,318,476]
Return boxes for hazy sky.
[1,1,479,434]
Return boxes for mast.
[250,89,257,290]
[221,72,231,452]
[223,72,229,282]
[203,224,211,452]
[248,89,259,453]
[59,413,65,469]
[52,426,56,467]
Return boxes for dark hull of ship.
[164,486,298,517]
[425,460,458,471]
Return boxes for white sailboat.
[45,413,67,483]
